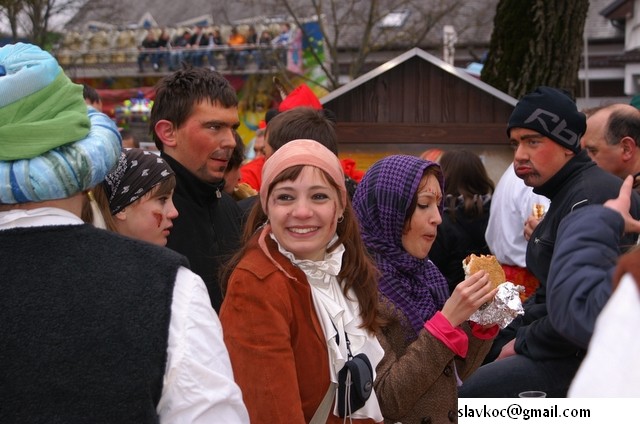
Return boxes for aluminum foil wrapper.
[469,282,524,328]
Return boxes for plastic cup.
[518,391,547,398]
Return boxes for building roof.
[320,47,517,147]
[321,47,517,106]
[588,0,625,40]
[601,0,633,21]
[66,0,269,29]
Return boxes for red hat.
[341,158,365,183]
[278,84,322,112]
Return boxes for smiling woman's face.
[401,173,443,259]
[267,166,343,261]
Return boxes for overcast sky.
[1,7,76,36]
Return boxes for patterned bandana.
[103,148,174,214]
[352,155,449,337]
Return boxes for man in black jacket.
[151,67,243,311]
[459,86,640,397]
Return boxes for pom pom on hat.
[507,86,586,153]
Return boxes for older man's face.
[582,109,625,178]
[253,132,266,157]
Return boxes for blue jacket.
[514,150,640,359]
[546,205,622,349]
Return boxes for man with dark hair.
[459,86,640,398]
[236,106,359,217]
[581,103,640,188]
[137,31,160,72]
[150,67,243,312]
[82,83,102,111]
[264,106,339,156]
[238,106,338,192]
[0,43,248,423]
[265,107,358,198]
[119,127,139,148]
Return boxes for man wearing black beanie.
[459,86,640,398]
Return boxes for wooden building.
[321,47,519,181]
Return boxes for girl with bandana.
[352,155,498,424]
[92,148,178,246]
[219,139,384,423]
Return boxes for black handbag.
[336,339,373,417]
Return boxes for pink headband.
[260,139,347,212]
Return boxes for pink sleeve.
[469,321,499,340]
[424,311,469,358]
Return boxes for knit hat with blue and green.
[0,43,121,203]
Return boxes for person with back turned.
[0,43,248,423]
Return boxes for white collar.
[0,207,83,230]
[270,233,384,421]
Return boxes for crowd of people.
[56,21,299,73]
[3,41,640,424]
[133,23,295,72]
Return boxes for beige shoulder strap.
[309,382,337,424]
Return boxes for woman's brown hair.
[439,150,494,219]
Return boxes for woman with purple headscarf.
[352,155,498,423]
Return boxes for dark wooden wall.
[324,56,515,145]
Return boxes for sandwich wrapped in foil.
[469,282,524,328]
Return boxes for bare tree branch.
[0,0,24,41]
[236,0,473,89]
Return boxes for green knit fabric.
[0,70,90,161]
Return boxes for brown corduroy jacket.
[220,235,378,424]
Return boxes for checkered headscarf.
[352,155,449,336]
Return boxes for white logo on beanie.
[524,108,579,147]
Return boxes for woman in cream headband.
[220,139,384,423]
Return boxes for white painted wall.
[625,0,640,51]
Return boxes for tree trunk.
[26,0,49,47]
[0,0,23,42]
[481,0,589,99]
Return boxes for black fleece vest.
[0,224,187,423]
